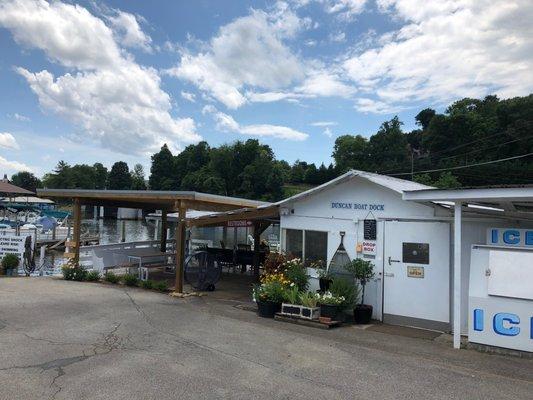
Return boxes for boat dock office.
[39,171,533,353]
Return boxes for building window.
[304,230,328,267]
[284,229,328,268]
[285,229,303,259]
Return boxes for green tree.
[131,164,147,190]
[332,135,369,172]
[93,163,108,189]
[10,171,41,192]
[415,108,436,130]
[149,144,176,190]
[108,161,132,190]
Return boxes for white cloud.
[296,69,355,97]
[167,8,307,108]
[204,106,308,141]
[108,10,152,53]
[329,31,346,42]
[0,0,200,155]
[12,113,30,122]
[310,121,337,127]
[0,132,20,150]
[345,0,533,112]
[0,156,31,172]
[181,91,196,102]
[324,0,368,20]
[323,127,333,137]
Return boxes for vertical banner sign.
[363,219,377,240]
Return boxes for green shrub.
[61,265,75,280]
[140,280,154,290]
[252,281,285,303]
[2,254,19,271]
[282,285,300,304]
[86,271,100,282]
[329,277,359,310]
[122,273,139,287]
[153,280,168,292]
[61,264,87,281]
[283,259,309,291]
[104,272,120,284]
[299,292,318,308]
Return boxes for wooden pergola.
[36,189,267,292]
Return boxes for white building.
[189,170,533,352]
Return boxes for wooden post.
[174,202,186,293]
[160,210,168,252]
[72,198,81,265]
[253,221,261,279]
[121,220,126,243]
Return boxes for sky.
[0,0,532,178]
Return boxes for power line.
[420,130,510,158]
[387,152,533,177]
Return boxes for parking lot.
[1,278,532,400]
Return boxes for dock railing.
[79,239,176,271]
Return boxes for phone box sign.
[469,298,533,352]
[487,228,533,247]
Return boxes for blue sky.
[0,0,532,177]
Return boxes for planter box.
[281,303,320,320]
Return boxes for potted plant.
[2,254,19,277]
[346,258,375,324]
[299,292,320,320]
[329,276,359,322]
[281,284,302,317]
[316,267,332,292]
[252,281,285,318]
[318,291,345,320]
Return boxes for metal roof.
[403,187,533,219]
[0,181,34,195]
[0,196,54,204]
[187,170,433,225]
[37,188,267,212]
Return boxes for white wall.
[280,176,437,320]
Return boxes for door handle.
[388,256,401,266]
[384,272,394,277]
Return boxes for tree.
[415,108,436,130]
[10,171,41,192]
[93,163,108,189]
[367,116,409,172]
[149,144,176,190]
[131,164,147,190]
[332,135,369,172]
[108,162,132,190]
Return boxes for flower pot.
[257,301,281,318]
[319,278,332,292]
[319,304,339,320]
[354,304,373,324]
[300,306,320,320]
[281,303,301,317]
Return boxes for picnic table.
[113,248,176,280]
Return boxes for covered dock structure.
[36,189,267,292]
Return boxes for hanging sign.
[227,220,252,228]
[363,219,377,240]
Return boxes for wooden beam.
[72,198,81,265]
[252,221,261,279]
[187,206,279,227]
[174,202,186,293]
[160,210,168,252]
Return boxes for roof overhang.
[37,189,268,212]
[403,187,533,220]
[187,205,280,227]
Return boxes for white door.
[383,221,450,330]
